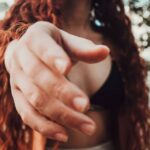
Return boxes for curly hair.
[0,0,150,150]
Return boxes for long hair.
[0,0,150,150]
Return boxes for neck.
[57,0,91,31]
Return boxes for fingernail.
[100,45,110,53]
[55,133,68,142]
[80,124,95,136]
[54,59,68,74]
[104,46,110,53]
[73,97,88,112]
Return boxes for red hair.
[0,0,150,150]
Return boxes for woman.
[0,0,150,150]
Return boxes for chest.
[67,55,112,97]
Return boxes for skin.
[5,0,112,148]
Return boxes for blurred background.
[0,0,150,98]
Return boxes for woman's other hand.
[4,21,109,142]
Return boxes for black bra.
[90,62,125,111]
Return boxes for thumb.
[60,30,110,63]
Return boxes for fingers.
[25,21,109,64]
[11,63,48,110]
[22,24,72,75]
[60,30,110,63]
[13,61,95,135]
[10,82,68,142]
[44,100,96,136]
[21,21,109,72]
[5,22,110,75]
[15,45,90,112]
[11,66,96,136]
[51,80,90,112]
[11,60,96,135]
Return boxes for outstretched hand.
[5,21,109,142]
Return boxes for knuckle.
[27,61,41,76]
[23,32,34,45]
[27,90,44,108]
[36,21,56,33]
[25,22,52,38]
[34,21,57,36]
[41,49,54,63]
[64,60,72,75]
[52,80,67,99]
[38,126,49,136]
[59,107,71,122]
[22,21,56,45]
[22,27,38,45]
[52,105,67,122]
